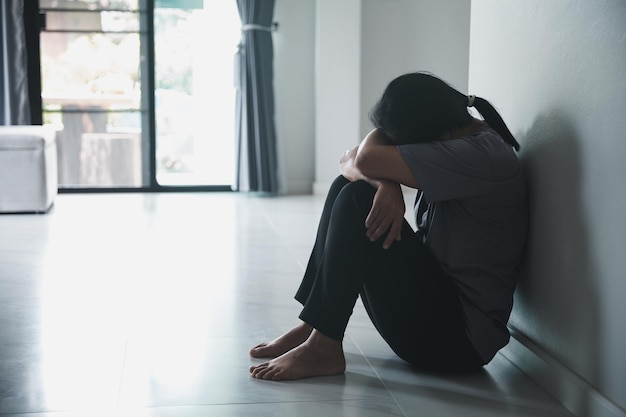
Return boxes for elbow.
[354,151,376,177]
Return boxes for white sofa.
[0,126,58,213]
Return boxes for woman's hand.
[339,146,359,181]
[365,181,405,249]
[339,144,406,248]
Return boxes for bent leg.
[250,177,395,380]
[360,237,484,373]
[294,175,351,303]
[296,179,383,341]
[250,176,358,360]
[249,177,475,380]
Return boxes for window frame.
[29,0,232,193]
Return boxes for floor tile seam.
[116,398,402,409]
[353,355,572,413]
[351,348,571,412]
[114,339,130,409]
[387,381,573,413]
[255,200,311,273]
[345,336,573,414]
[10,398,404,415]
[497,352,578,415]
[347,334,409,417]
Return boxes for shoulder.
[398,127,519,181]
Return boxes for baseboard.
[502,326,625,417]
[285,179,313,195]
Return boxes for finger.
[383,220,403,249]
[369,220,390,242]
[391,218,403,240]
[365,207,378,228]
[366,215,385,238]
[382,226,398,249]
[366,220,382,239]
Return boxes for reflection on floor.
[0,193,573,416]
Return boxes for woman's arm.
[354,129,421,189]
[338,144,406,249]
[339,146,367,183]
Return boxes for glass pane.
[41,32,140,109]
[40,0,139,11]
[44,110,143,187]
[41,27,144,188]
[44,11,140,32]
[154,0,239,186]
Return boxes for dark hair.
[369,72,520,151]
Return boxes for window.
[38,0,238,190]
[154,0,240,186]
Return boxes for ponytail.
[370,72,521,150]
[471,96,521,151]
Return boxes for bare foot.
[249,322,313,358]
[249,330,346,381]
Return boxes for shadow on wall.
[513,111,600,396]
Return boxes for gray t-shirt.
[397,126,528,363]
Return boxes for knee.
[342,179,376,196]
[330,176,375,199]
[335,180,376,213]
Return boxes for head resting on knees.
[369,72,471,145]
[369,72,520,151]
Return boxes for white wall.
[469,2,626,416]
[274,0,471,194]
[360,0,470,141]
[313,0,471,194]
[273,0,316,194]
[313,0,363,194]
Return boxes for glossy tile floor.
[0,193,573,417]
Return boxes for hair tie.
[467,95,476,107]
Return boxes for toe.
[249,343,268,357]
[251,362,269,379]
[270,369,286,381]
[262,366,279,380]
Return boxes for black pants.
[295,176,484,373]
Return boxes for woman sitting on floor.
[249,72,529,380]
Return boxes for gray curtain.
[0,0,31,125]
[234,0,278,193]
